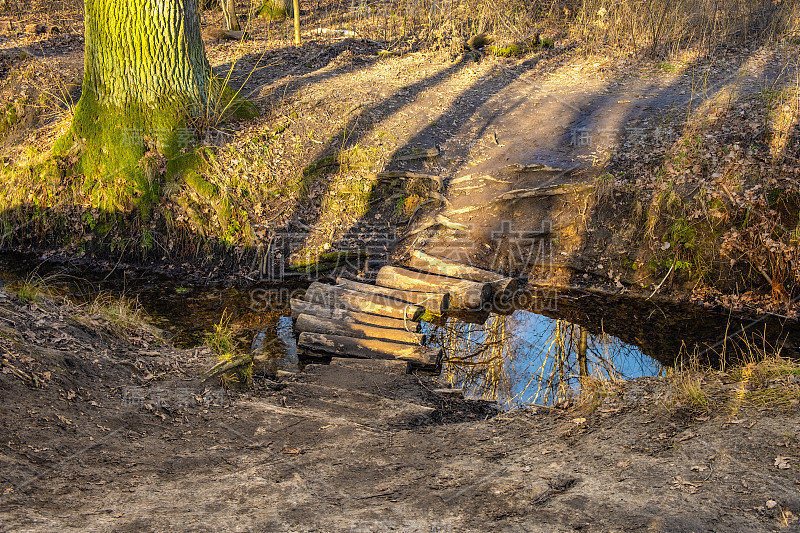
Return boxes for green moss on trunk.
[53,89,191,219]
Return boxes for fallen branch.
[394,147,440,161]
[205,354,252,381]
[503,163,566,173]
[309,27,358,37]
[402,214,469,240]
[376,171,443,191]
[449,174,511,186]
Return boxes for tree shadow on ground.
[212,37,384,107]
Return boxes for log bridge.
[291,250,527,372]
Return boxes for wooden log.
[433,388,464,398]
[330,357,410,375]
[298,332,441,368]
[289,299,420,331]
[376,266,491,310]
[295,314,426,345]
[336,277,449,315]
[407,249,519,297]
[303,282,425,321]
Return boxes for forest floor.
[1,289,800,532]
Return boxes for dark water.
[2,252,798,408]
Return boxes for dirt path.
[1,290,799,531]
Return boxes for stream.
[2,251,798,409]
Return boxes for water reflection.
[428,311,664,409]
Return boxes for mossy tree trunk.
[221,0,240,30]
[57,0,213,217]
[259,0,292,20]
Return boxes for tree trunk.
[259,0,292,19]
[82,0,210,112]
[57,0,212,214]
[221,0,240,30]
[577,328,589,386]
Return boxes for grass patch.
[669,331,800,412]
[8,278,47,303]
[489,44,522,57]
[204,310,253,389]
[658,61,678,73]
[674,373,710,410]
[83,292,158,338]
[205,309,237,356]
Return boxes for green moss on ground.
[489,44,522,57]
[288,250,368,272]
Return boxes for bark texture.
[57,0,214,214]
[221,0,240,31]
[259,0,292,19]
[83,0,210,108]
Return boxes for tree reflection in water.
[427,311,664,409]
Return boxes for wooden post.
[295,313,426,345]
[293,0,300,45]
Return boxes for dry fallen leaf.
[282,448,302,455]
[774,456,791,469]
[671,476,700,494]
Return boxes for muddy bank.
[1,287,799,531]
